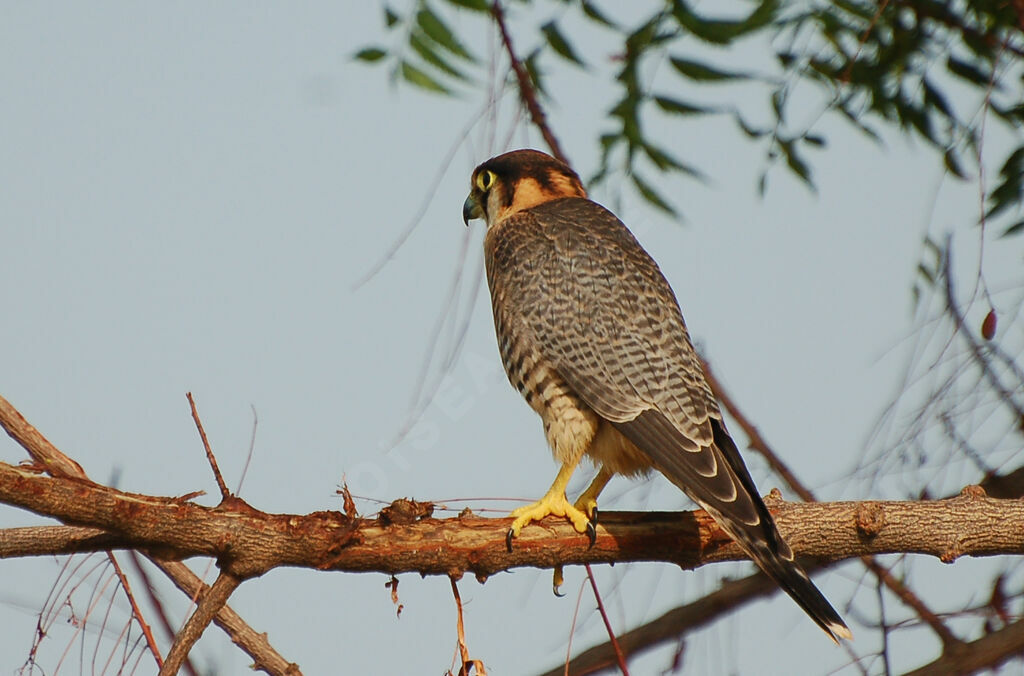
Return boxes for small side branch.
[187,393,230,501]
[159,571,242,676]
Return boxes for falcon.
[461,148,851,642]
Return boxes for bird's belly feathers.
[496,315,652,476]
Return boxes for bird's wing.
[494,197,767,521]
[491,197,851,642]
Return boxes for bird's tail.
[704,421,852,643]
[724,519,853,644]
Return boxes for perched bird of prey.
[462,148,851,643]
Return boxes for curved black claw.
[590,506,599,529]
[552,565,566,597]
[506,528,515,553]
[585,521,597,548]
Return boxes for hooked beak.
[462,193,483,226]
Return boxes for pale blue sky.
[2,3,1021,675]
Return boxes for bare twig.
[584,564,628,675]
[942,243,1024,424]
[128,551,200,676]
[491,0,569,166]
[108,553,164,669]
[159,571,241,676]
[539,570,781,676]
[187,392,230,501]
[450,576,486,676]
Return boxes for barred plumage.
[463,148,851,643]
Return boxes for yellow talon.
[506,461,594,552]
[509,491,592,537]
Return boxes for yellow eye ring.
[476,170,496,191]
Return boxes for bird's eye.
[476,170,496,191]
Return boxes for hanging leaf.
[542,21,586,67]
[409,30,468,81]
[986,146,1024,220]
[653,95,714,116]
[354,47,388,63]
[669,56,746,81]
[632,174,677,215]
[400,61,452,95]
[446,0,489,12]
[672,0,777,44]
[943,148,967,179]
[582,1,618,28]
[1001,220,1024,238]
[779,139,815,189]
[416,4,475,61]
[946,55,992,87]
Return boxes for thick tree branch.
[3,462,1023,576]
[537,570,782,676]
[904,616,1024,675]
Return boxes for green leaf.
[416,4,475,61]
[523,48,547,97]
[1001,220,1024,238]
[671,0,776,44]
[353,47,388,63]
[409,30,468,80]
[582,1,618,28]
[446,0,489,12]
[986,147,1024,220]
[542,21,586,67]
[943,148,967,179]
[735,114,768,139]
[632,173,676,215]
[779,139,815,189]
[921,77,954,120]
[653,95,713,116]
[669,56,745,81]
[643,142,705,180]
[400,61,452,95]
[946,55,992,87]
[384,6,400,28]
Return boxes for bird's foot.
[506,493,595,552]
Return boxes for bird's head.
[462,149,586,227]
